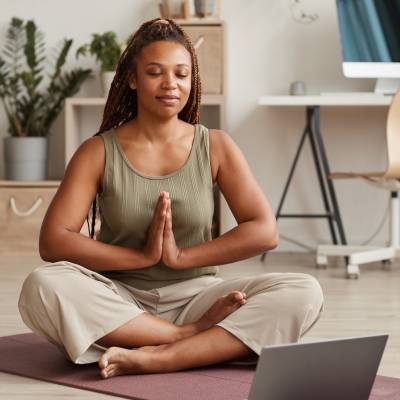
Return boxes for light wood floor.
[1,253,399,399]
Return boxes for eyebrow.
[145,62,190,68]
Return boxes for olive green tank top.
[97,124,218,290]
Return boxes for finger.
[165,200,173,232]
[155,192,166,213]
[153,192,167,222]
[158,203,167,228]
[160,197,168,219]
[150,193,163,225]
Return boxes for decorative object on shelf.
[76,32,126,97]
[0,17,91,181]
[194,0,215,15]
[290,80,307,95]
[158,0,221,20]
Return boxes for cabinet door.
[0,188,57,255]
[183,26,223,94]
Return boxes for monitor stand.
[374,78,400,95]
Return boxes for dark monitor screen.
[337,0,400,62]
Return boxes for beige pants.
[18,262,324,364]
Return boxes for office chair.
[316,89,400,278]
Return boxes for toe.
[106,368,116,378]
[233,291,244,302]
[99,354,109,369]
[224,291,240,305]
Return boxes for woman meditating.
[19,19,323,379]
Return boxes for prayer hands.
[162,192,182,268]
[142,191,182,268]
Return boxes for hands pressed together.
[141,191,182,269]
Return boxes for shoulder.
[64,135,106,186]
[208,128,240,160]
[207,128,242,183]
[71,135,105,162]
[208,128,231,144]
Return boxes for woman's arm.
[163,129,279,269]
[39,137,167,271]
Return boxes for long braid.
[88,18,202,239]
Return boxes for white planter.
[100,71,116,97]
[3,136,48,181]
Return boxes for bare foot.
[99,345,167,378]
[195,291,247,331]
[98,291,247,378]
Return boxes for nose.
[161,72,177,90]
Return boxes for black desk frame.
[261,105,347,261]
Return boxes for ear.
[129,71,137,90]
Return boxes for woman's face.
[130,41,192,120]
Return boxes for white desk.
[258,94,393,260]
[259,95,392,107]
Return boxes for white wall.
[0,0,391,252]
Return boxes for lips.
[156,95,180,105]
[157,95,179,100]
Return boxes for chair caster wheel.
[381,259,393,271]
[316,255,328,269]
[347,264,360,279]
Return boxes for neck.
[132,110,184,142]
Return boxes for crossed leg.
[98,273,324,379]
[97,291,255,378]
[99,326,254,378]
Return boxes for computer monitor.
[336,0,400,94]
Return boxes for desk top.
[259,95,393,106]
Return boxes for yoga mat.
[0,333,399,400]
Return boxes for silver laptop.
[248,334,388,400]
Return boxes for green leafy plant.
[76,31,125,73]
[0,17,92,137]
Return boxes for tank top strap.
[99,129,117,196]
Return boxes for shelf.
[67,95,225,106]
[173,18,223,25]
[0,180,61,188]
[259,95,393,107]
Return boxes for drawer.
[0,187,58,255]
[183,25,223,94]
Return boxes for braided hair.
[87,18,202,238]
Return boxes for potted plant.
[76,31,126,97]
[0,17,91,181]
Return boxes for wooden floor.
[1,253,399,399]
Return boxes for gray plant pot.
[194,0,215,15]
[4,136,48,181]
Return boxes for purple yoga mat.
[0,333,399,400]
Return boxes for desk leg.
[307,107,338,245]
[313,106,347,246]
[261,106,347,262]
